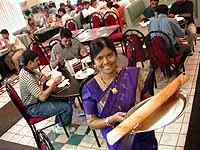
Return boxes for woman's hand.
[110,112,126,123]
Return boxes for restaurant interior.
[0,0,200,150]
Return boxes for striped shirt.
[19,68,42,106]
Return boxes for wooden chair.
[145,31,188,76]
[90,12,103,28]
[79,74,101,148]
[103,11,124,53]
[6,82,71,150]
[64,19,79,31]
[123,29,150,67]
[28,42,52,71]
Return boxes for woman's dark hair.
[59,27,72,38]
[90,37,117,61]
[155,4,168,15]
[21,50,38,66]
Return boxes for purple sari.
[82,67,158,150]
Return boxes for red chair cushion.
[105,15,117,26]
[32,45,50,66]
[109,32,123,41]
[151,37,170,66]
[92,16,101,28]
[170,53,184,64]
[29,116,48,125]
[68,22,76,31]
[8,84,27,114]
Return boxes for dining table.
[75,25,120,44]
[42,28,86,48]
[33,26,61,43]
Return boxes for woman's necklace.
[100,71,118,94]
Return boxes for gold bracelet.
[105,117,112,126]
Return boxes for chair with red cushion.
[29,42,52,71]
[123,29,150,67]
[64,19,79,31]
[145,31,187,76]
[90,12,103,28]
[103,11,124,53]
[6,82,70,150]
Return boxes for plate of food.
[81,56,92,63]
[75,68,95,80]
[0,48,9,53]
[125,92,186,133]
[174,16,185,22]
[46,76,67,87]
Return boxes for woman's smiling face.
[94,47,117,75]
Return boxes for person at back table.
[19,50,74,134]
[169,0,196,52]
[0,29,26,74]
[149,4,191,57]
[140,0,159,21]
[81,37,157,150]
[50,28,88,69]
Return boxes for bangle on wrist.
[105,117,112,126]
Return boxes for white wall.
[0,0,26,33]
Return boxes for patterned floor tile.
[66,134,85,146]
[52,142,65,150]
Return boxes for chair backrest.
[145,31,173,67]
[79,74,96,101]
[65,19,79,31]
[29,42,50,66]
[103,11,120,26]
[6,83,29,121]
[123,37,136,66]
[49,39,60,51]
[123,29,146,66]
[90,12,103,28]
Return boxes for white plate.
[139,21,150,27]
[0,48,9,53]
[46,76,65,87]
[126,92,186,133]
[174,17,185,22]
[75,68,95,80]
[68,58,80,66]
[57,79,70,88]
[81,56,92,63]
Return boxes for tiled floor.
[0,39,200,150]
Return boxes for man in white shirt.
[81,0,98,28]
[0,29,26,73]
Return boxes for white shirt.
[0,34,26,51]
[61,13,71,26]
[82,6,98,18]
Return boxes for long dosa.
[107,73,189,145]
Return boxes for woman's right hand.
[110,112,126,123]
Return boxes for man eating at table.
[0,29,26,74]
[19,50,74,134]
[50,27,88,69]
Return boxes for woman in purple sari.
[82,37,158,150]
